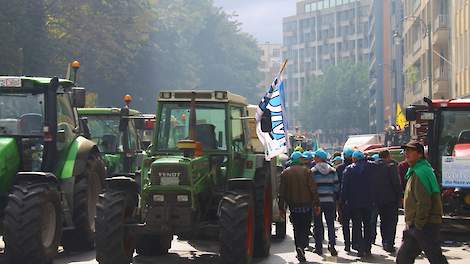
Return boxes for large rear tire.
[62,153,105,251]
[253,172,272,258]
[96,190,137,264]
[219,191,255,264]
[4,182,62,264]
[136,234,172,256]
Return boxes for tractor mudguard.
[14,172,58,184]
[60,136,100,180]
[227,178,254,192]
[106,176,139,194]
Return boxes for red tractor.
[407,98,470,231]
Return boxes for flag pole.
[278,59,288,77]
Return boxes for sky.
[213,0,297,44]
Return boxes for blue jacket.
[341,159,375,209]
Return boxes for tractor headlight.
[177,195,189,202]
[153,194,164,202]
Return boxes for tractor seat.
[19,113,43,135]
[457,130,470,144]
[196,124,218,149]
[101,134,118,153]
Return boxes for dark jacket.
[373,159,402,206]
[341,159,374,209]
[278,165,320,210]
[336,159,352,197]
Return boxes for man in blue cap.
[311,149,339,256]
[342,150,375,258]
[337,147,354,252]
[279,151,321,262]
[302,151,315,169]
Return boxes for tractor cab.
[78,98,143,176]
[407,98,470,227]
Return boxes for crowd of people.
[278,141,448,263]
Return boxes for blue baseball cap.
[290,151,303,161]
[302,151,314,160]
[314,149,328,160]
[343,147,354,158]
[332,156,343,162]
[371,154,380,160]
[352,150,365,160]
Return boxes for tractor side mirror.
[133,118,145,130]
[72,87,86,108]
[260,109,272,133]
[406,106,417,121]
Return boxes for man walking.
[342,151,374,257]
[279,151,320,263]
[337,147,354,252]
[396,141,448,264]
[311,149,339,256]
[371,150,402,252]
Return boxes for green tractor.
[77,104,144,177]
[96,91,277,264]
[0,76,106,264]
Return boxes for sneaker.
[384,245,396,253]
[357,251,365,258]
[296,247,306,262]
[328,245,338,256]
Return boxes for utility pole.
[426,24,433,99]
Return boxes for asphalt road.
[1,215,469,264]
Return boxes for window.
[157,103,227,150]
[231,107,245,152]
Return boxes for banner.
[396,103,407,129]
[256,78,288,160]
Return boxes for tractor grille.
[150,165,189,185]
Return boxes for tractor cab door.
[57,92,78,152]
[230,106,247,177]
[119,116,141,173]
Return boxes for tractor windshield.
[438,110,470,158]
[0,93,44,136]
[157,102,227,150]
[86,115,123,153]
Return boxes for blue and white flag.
[256,77,288,160]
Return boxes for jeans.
[313,202,336,248]
[397,224,448,264]
[352,207,372,253]
[290,210,312,249]
[371,202,399,247]
[340,205,353,248]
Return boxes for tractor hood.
[0,138,20,194]
[454,144,470,158]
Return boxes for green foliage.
[297,62,370,132]
[0,0,261,112]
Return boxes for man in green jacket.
[396,141,448,264]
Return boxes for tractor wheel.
[62,153,105,251]
[96,190,137,264]
[4,182,62,264]
[219,191,255,264]
[275,220,286,240]
[136,234,172,256]
[253,172,272,257]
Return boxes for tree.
[297,62,370,136]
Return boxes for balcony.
[433,15,450,47]
[433,66,450,98]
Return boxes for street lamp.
[394,16,433,99]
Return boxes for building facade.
[258,42,282,93]
[282,0,371,124]
[451,0,470,98]
[368,0,404,132]
[402,0,451,106]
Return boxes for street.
[1,215,466,264]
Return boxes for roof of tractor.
[430,99,470,108]
[0,76,74,89]
[78,108,141,116]
[158,90,247,105]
